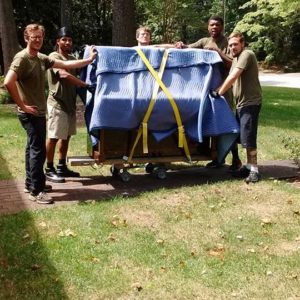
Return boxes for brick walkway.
[0,160,298,215]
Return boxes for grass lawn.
[0,87,299,299]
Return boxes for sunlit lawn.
[0,86,299,299]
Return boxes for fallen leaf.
[247,248,256,253]
[31,264,41,271]
[131,282,143,292]
[58,229,76,237]
[156,239,165,245]
[38,222,47,228]
[286,273,298,279]
[266,270,273,276]
[263,246,269,251]
[91,257,100,263]
[261,218,273,226]
[107,233,117,241]
[208,245,225,260]
[22,233,30,240]
[236,235,244,241]
[179,261,186,268]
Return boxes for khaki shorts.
[47,104,76,139]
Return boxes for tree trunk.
[112,0,135,46]
[60,0,73,28]
[0,0,19,74]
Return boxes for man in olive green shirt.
[4,24,96,204]
[176,16,241,170]
[212,32,262,183]
[46,27,92,183]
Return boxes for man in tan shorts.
[46,27,94,183]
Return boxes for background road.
[259,72,300,88]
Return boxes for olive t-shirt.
[231,49,262,108]
[9,49,55,116]
[47,52,77,113]
[188,36,230,56]
[189,35,234,107]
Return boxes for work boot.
[45,167,65,183]
[205,159,225,168]
[56,164,80,178]
[232,165,250,178]
[29,192,54,205]
[24,184,52,193]
[245,171,261,184]
[228,159,242,172]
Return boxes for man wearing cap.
[45,27,92,183]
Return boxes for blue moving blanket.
[81,46,239,163]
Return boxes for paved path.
[0,160,298,215]
[1,72,299,215]
[259,72,300,88]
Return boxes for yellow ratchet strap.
[127,49,168,162]
[135,48,191,162]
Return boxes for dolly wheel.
[155,168,167,180]
[120,170,131,182]
[145,163,154,174]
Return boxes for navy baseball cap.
[57,27,73,38]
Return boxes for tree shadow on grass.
[0,152,68,298]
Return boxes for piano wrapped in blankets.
[71,46,239,181]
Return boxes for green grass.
[0,87,299,299]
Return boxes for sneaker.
[245,171,261,184]
[24,184,52,193]
[45,167,65,183]
[205,159,225,168]
[28,192,54,204]
[232,165,250,178]
[228,159,242,172]
[56,164,80,178]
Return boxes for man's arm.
[217,67,243,96]
[4,70,38,115]
[152,43,176,49]
[55,69,88,87]
[204,45,232,69]
[53,46,97,70]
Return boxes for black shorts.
[236,105,261,149]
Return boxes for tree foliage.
[0,0,300,74]
[234,0,300,66]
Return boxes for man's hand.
[209,89,220,98]
[175,41,187,49]
[23,104,39,115]
[86,84,96,93]
[88,46,97,62]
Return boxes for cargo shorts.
[47,104,76,139]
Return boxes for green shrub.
[281,135,300,167]
[0,75,12,104]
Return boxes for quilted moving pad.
[81,46,239,162]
